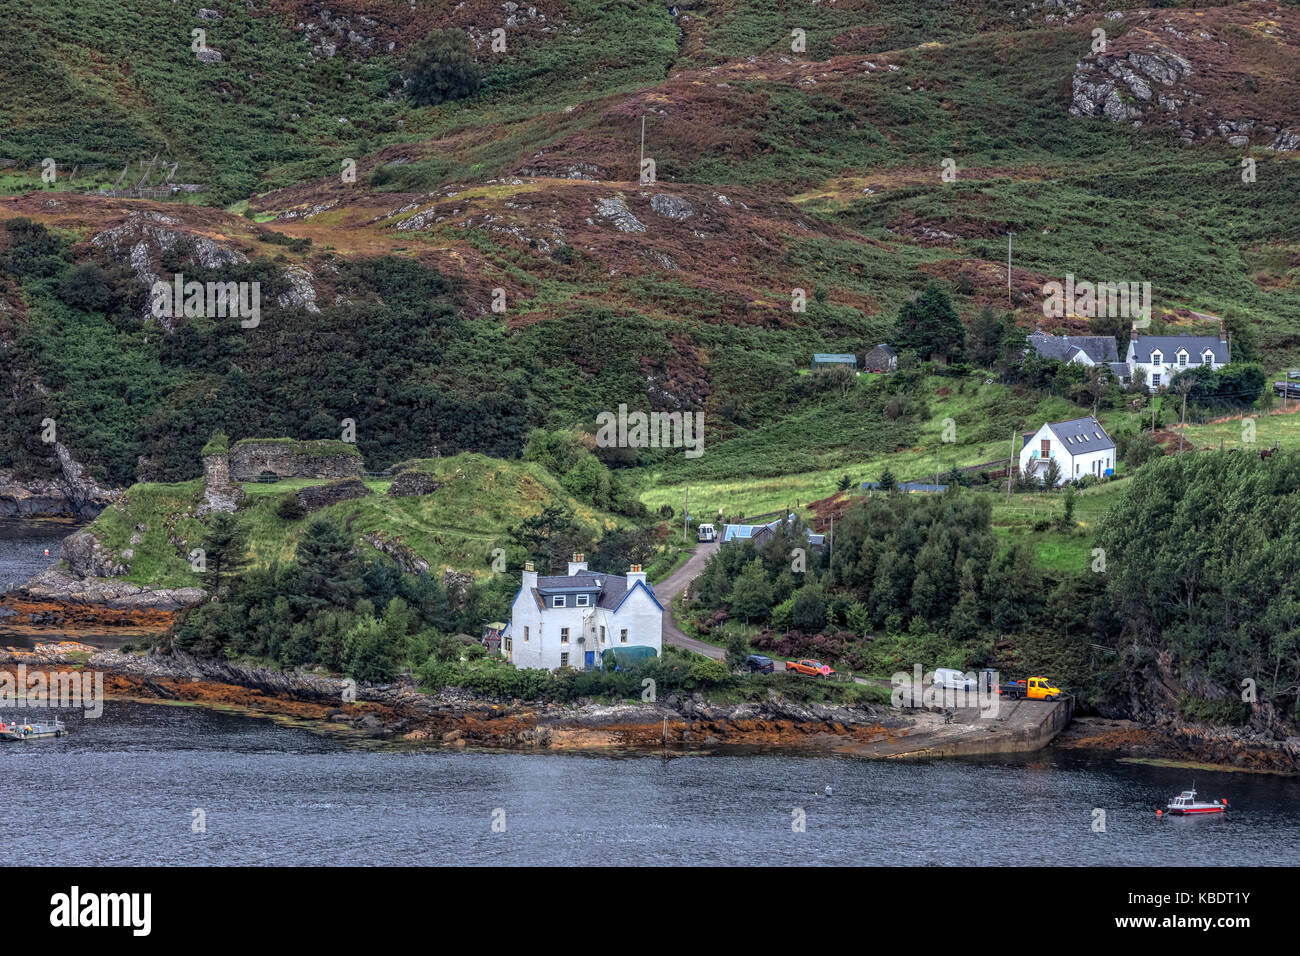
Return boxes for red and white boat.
[1160,787,1227,816]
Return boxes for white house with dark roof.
[1019,417,1116,485]
[1126,327,1229,391]
[504,554,663,671]
[1026,332,1119,367]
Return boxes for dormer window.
[576,594,590,607]
[1202,351,1213,366]
[1177,351,1188,367]
[553,595,566,608]
[1151,350,1163,365]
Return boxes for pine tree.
[895,283,965,363]
[292,518,363,612]
[202,512,249,597]
[729,558,774,623]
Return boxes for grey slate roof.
[1108,362,1130,380]
[1027,333,1119,364]
[535,570,638,610]
[1130,334,1228,364]
[1044,416,1114,452]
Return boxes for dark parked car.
[744,654,775,674]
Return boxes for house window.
[560,652,569,668]
[1177,352,1188,367]
[576,594,590,607]
[1151,373,1161,388]
[1075,462,1080,475]
[620,629,628,644]
[1040,439,1050,456]
[524,626,529,642]
[553,595,566,608]
[560,628,570,644]
[600,626,606,643]
[1151,351,1162,366]
[504,637,512,653]
[1202,352,1213,366]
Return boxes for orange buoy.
[1156,809,1162,817]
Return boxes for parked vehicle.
[697,523,717,542]
[745,654,774,674]
[933,668,974,691]
[785,659,833,677]
[997,676,1062,700]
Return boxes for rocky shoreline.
[3,644,1297,770]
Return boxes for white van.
[697,523,717,542]
[932,668,974,691]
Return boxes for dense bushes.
[404,29,483,106]
[1096,452,1300,724]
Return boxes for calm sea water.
[0,702,1297,866]
[0,517,72,595]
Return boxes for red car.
[785,659,834,677]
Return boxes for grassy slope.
[87,453,623,588]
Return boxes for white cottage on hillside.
[1019,417,1116,485]
[1125,328,1229,391]
[504,555,664,671]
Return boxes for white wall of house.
[1019,424,1115,485]
[1125,342,1223,392]
[505,566,663,671]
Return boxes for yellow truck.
[997,675,1063,700]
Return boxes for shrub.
[405,29,483,106]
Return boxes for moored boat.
[1158,787,1227,817]
[0,716,67,740]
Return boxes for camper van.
[933,668,975,691]
[697,523,717,542]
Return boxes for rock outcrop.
[296,478,371,513]
[387,471,441,497]
[20,566,203,611]
[60,530,130,578]
[0,444,122,519]
[89,211,248,326]
[1068,4,1300,150]
[362,531,430,575]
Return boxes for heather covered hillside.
[1,0,1297,501]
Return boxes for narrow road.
[653,539,723,659]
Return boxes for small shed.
[863,344,898,372]
[482,621,507,654]
[811,352,857,372]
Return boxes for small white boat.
[1159,787,1227,817]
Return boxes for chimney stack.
[522,560,538,591]
[568,552,588,576]
[1219,323,1227,343]
[627,564,647,588]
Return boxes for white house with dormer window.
[1125,327,1229,392]
[503,554,664,671]
[1019,417,1116,485]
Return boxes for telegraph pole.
[683,483,689,543]
[1006,231,1016,307]
[1006,428,1016,502]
